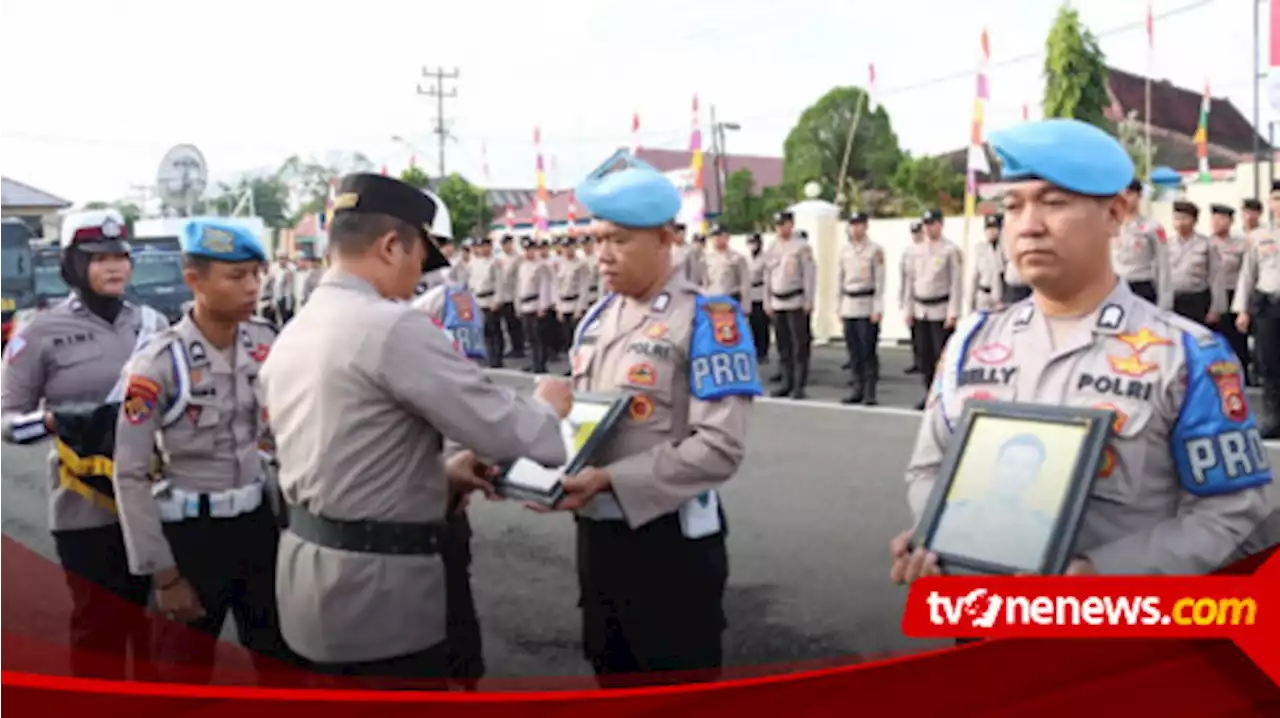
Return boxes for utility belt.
[287,505,443,556]
[559,294,580,302]
[843,288,875,298]
[1175,289,1211,300]
[751,281,764,288]
[475,290,495,299]
[152,479,264,522]
[977,285,992,293]
[520,294,541,303]
[914,295,950,306]
[772,289,803,300]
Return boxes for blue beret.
[575,153,682,229]
[988,119,1135,197]
[181,220,267,263]
[1150,166,1183,188]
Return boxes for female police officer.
[1,209,166,678]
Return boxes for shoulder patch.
[123,375,162,425]
[689,295,763,401]
[4,335,28,363]
[1171,331,1272,497]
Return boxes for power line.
[417,66,460,179]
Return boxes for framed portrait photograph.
[493,392,633,506]
[911,400,1116,576]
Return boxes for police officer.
[514,237,555,373]
[467,237,504,368]
[1232,180,1280,438]
[904,209,963,409]
[1114,179,1173,308]
[764,211,816,399]
[582,234,602,305]
[112,219,288,681]
[703,223,750,303]
[901,221,924,374]
[1210,204,1251,383]
[996,216,1032,307]
[745,233,770,363]
[1168,201,1226,326]
[556,236,591,356]
[497,234,526,359]
[270,256,296,324]
[1242,198,1264,234]
[537,238,565,358]
[971,214,1004,312]
[538,153,758,685]
[456,238,474,286]
[261,173,571,682]
[891,119,1272,584]
[687,233,708,286]
[838,212,885,405]
[1,210,165,679]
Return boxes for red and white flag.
[630,112,641,155]
[504,205,515,231]
[482,142,491,184]
[868,63,878,112]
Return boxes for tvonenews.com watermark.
[925,589,1258,629]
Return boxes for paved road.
[4,359,1277,684]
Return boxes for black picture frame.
[910,400,1115,576]
[492,392,633,506]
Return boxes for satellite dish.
[156,144,209,216]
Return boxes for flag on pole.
[868,63,879,112]
[482,142,491,185]
[534,126,549,234]
[964,27,992,218]
[1022,103,1030,121]
[1194,78,1211,182]
[689,95,706,235]
[567,191,578,232]
[631,113,641,154]
[504,205,515,232]
[380,165,389,176]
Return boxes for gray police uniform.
[113,314,288,679]
[1213,233,1250,383]
[746,246,771,361]
[1168,231,1226,325]
[972,239,1003,312]
[763,236,816,398]
[837,238,886,403]
[909,282,1271,573]
[467,254,504,368]
[498,249,526,360]
[0,295,165,677]
[999,241,1032,306]
[1113,217,1173,309]
[1233,228,1280,435]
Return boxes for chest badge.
[1208,361,1248,422]
[645,323,669,339]
[1116,328,1171,354]
[1108,353,1158,378]
[629,394,655,422]
[250,344,270,362]
[627,362,657,387]
[969,343,1011,365]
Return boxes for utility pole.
[710,105,724,219]
[417,66,460,180]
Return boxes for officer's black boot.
[862,372,879,406]
[1264,382,1280,439]
[770,362,794,397]
[791,361,810,400]
[842,376,863,404]
[768,368,784,383]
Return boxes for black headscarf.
[61,249,128,324]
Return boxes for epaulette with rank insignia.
[689,295,763,401]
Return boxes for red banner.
[1272,0,1280,68]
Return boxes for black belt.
[476,291,495,298]
[521,294,540,302]
[560,295,580,301]
[1176,289,1211,299]
[915,295,950,305]
[751,281,764,288]
[772,289,803,300]
[843,288,875,298]
[287,505,443,556]
[978,285,992,293]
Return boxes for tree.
[279,151,374,224]
[400,165,432,190]
[781,86,903,213]
[719,168,762,233]
[1116,110,1158,183]
[757,186,794,229]
[207,175,291,230]
[1043,4,1111,129]
[434,174,493,239]
[888,154,966,217]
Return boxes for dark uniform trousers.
[1173,290,1211,326]
[500,303,525,357]
[1128,280,1157,304]
[560,312,582,353]
[481,307,505,368]
[913,298,952,390]
[52,524,153,679]
[1252,294,1280,432]
[1221,290,1252,384]
[520,312,549,372]
[540,313,564,360]
[153,502,292,683]
[749,298,771,361]
[577,513,728,686]
[772,309,812,378]
[842,317,880,398]
[442,508,484,688]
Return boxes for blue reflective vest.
[442,286,487,360]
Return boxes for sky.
[0,0,1270,209]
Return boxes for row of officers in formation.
[0,163,765,689]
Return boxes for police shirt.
[515,257,555,314]
[907,281,1271,574]
[1112,216,1173,309]
[972,239,1003,312]
[497,251,522,305]
[555,256,591,316]
[1231,229,1280,314]
[1213,234,1248,301]
[467,256,501,311]
[837,239,885,319]
[704,247,751,299]
[906,238,964,321]
[748,249,767,304]
[763,237,816,312]
[1168,231,1227,313]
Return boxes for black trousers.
[842,317,880,386]
[915,319,953,389]
[1128,280,1157,304]
[1254,299,1280,429]
[482,309,504,368]
[442,509,484,685]
[577,514,728,685]
[561,312,581,349]
[154,502,291,683]
[908,321,922,369]
[539,313,563,358]
[500,302,524,356]
[1173,290,1211,326]
[773,309,812,365]
[309,641,450,689]
[748,300,771,360]
[1221,291,1251,382]
[1002,284,1032,306]
[521,313,548,372]
[275,299,294,324]
[52,524,153,680]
